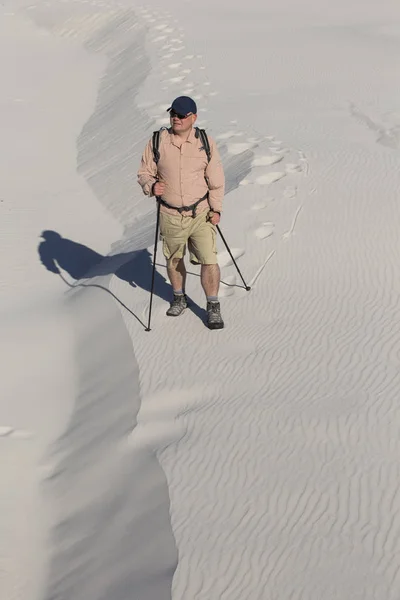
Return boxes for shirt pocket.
[183,154,208,180]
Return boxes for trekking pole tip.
[145,327,151,332]
[245,286,251,291]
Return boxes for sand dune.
[2,1,400,599]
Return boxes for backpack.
[152,126,211,165]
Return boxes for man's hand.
[153,181,165,197]
[208,211,221,225]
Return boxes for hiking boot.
[166,293,188,317]
[206,301,224,330]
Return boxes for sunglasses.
[170,110,192,120]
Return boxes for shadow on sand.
[38,230,207,327]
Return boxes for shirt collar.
[169,126,197,147]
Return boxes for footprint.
[216,130,237,140]
[270,147,289,155]
[283,186,297,198]
[167,76,185,83]
[128,421,187,452]
[251,198,272,210]
[255,172,286,185]
[285,163,302,173]
[168,63,182,69]
[227,142,256,155]
[142,387,206,420]
[218,247,245,268]
[219,274,237,297]
[153,35,167,42]
[184,54,195,59]
[252,155,283,167]
[255,222,274,239]
[0,426,13,437]
[0,426,33,439]
[9,429,33,440]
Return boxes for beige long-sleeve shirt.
[137,127,225,216]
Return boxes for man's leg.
[167,257,187,293]
[159,212,190,317]
[188,212,224,329]
[201,263,224,329]
[200,263,220,298]
[165,257,188,317]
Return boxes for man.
[137,96,225,329]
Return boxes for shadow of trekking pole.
[59,272,147,330]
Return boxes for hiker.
[137,96,225,329]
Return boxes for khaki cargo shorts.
[159,209,217,265]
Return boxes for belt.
[158,192,209,218]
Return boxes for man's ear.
[192,114,198,125]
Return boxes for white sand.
[1,0,400,599]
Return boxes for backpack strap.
[152,129,161,165]
[195,127,211,163]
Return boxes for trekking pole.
[216,225,251,291]
[145,198,161,331]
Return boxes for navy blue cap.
[167,96,197,115]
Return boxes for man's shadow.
[38,230,207,327]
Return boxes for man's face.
[170,110,197,134]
